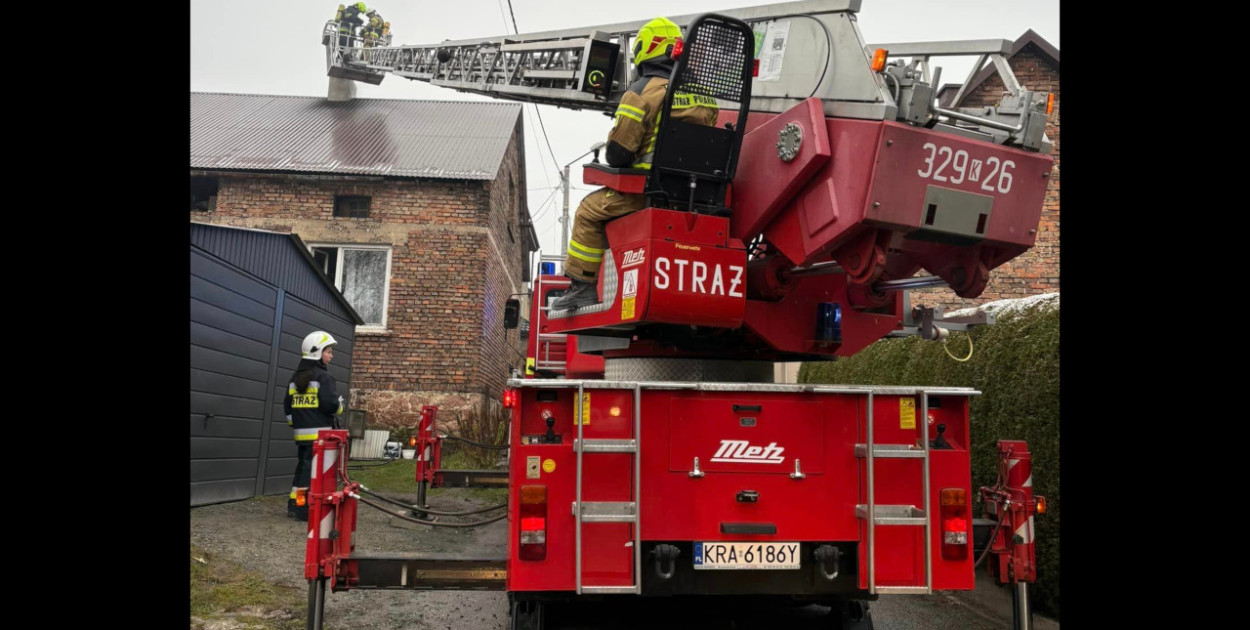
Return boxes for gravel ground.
[191,491,1055,630]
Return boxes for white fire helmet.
[301,331,338,360]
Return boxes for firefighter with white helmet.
[551,17,719,310]
[363,9,385,47]
[284,331,345,520]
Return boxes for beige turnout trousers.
[563,187,648,282]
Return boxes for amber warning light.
[871,49,888,72]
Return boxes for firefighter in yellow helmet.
[337,2,368,48]
[551,17,719,310]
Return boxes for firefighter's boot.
[289,499,309,521]
[550,279,598,310]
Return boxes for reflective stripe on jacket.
[283,365,343,442]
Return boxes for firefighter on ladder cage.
[550,17,720,311]
[336,2,367,50]
[363,9,384,47]
[285,331,345,521]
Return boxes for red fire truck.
[305,2,1051,629]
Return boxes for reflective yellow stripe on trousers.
[568,239,603,263]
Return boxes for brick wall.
[190,129,527,431]
[912,44,1059,310]
[478,127,527,402]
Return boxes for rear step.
[345,552,507,590]
[577,501,637,523]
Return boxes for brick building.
[912,30,1060,310]
[190,92,536,430]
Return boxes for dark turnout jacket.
[284,360,344,442]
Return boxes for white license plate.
[693,542,801,570]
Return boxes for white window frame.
[308,243,393,333]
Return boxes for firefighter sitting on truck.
[550,17,719,311]
[284,331,345,521]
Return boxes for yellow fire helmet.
[632,16,682,66]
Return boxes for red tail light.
[519,485,547,561]
[503,389,518,408]
[940,488,968,560]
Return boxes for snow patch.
[944,292,1060,319]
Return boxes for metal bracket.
[888,293,996,339]
[790,459,806,480]
[689,456,705,478]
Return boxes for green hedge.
[799,303,1060,619]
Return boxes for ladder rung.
[580,585,638,595]
[856,504,926,525]
[875,586,931,595]
[579,501,636,523]
[577,439,637,453]
[855,444,926,458]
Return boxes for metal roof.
[191,93,522,180]
[190,221,365,325]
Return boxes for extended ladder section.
[321,0,1051,150]
[855,391,933,595]
[573,383,643,594]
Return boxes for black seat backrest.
[645,14,755,215]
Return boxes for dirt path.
[191,492,509,630]
[191,492,1054,629]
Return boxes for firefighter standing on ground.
[551,17,719,311]
[285,331,345,520]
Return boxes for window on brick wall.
[333,195,371,218]
[310,244,392,329]
[190,177,218,212]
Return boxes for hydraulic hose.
[347,457,401,469]
[357,495,507,528]
[441,435,510,450]
[357,486,507,517]
[974,508,1009,568]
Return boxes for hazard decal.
[899,398,916,429]
[622,269,638,297]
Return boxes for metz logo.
[710,440,785,464]
[621,248,647,269]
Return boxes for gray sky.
[191,0,1058,257]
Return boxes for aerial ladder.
[322,0,1050,151]
[308,2,1053,629]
